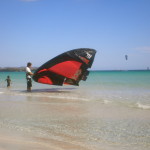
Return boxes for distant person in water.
[5,76,11,87]
[26,62,34,92]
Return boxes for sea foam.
[136,102,150,110]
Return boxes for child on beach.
[5,76,11,87]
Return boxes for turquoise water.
[0,70,150,108]
[85,71,150,108]
[1,70,150,89]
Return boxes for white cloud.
[135,46,150,53]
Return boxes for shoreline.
[0,69,150,73]
[0,71,150,150]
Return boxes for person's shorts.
[7,83,10,87]
[27,78,32,88]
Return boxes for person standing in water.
[26,62,34,92]
[5,76,11,87]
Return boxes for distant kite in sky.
[125,55,128,60]
[33,48,96,86]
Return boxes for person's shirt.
[6,78,11,83]
[26,67,32,79]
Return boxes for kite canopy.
[32,48,96,86]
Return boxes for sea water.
[84,71,150,108]
[0,71,150,150]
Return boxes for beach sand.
[0,90,150,150]
[0,92,94,150]
[0,130,92,150]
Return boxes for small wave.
[40,95,89,101]
[8,91,89,102]
[103,100,112,104]
[136,102,150,110]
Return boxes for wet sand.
[0,93,95,150]
[0,91,150,150]
[0,131,92,150]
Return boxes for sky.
[0,0,150,70]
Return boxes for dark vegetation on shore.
[0,67,38,72]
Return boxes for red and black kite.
[32,48,96,86]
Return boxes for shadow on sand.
[21,88,77,94]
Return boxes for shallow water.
[0,71,150,150]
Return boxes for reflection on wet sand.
[0,89,150,150]
[0,94,94,150]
